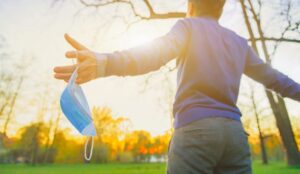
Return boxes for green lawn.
[0,161,299,174]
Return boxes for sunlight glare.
[127,33,154,48]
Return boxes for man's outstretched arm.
[54,20,188,84]
[244,46,300,101]
[98,20,188,77]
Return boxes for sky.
[0,0,300,137]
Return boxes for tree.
[43,105,61,163]
[92,107,130,162]
[240,82,271,164]
[150,130,172,162]
[2,75,24,136]
[16,122,49,164]
[124,130,152,162]
[240,0,300,165]
[0,35,31,136]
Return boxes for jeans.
[167,117,252,174]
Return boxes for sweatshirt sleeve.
[244,46,300,101]
[101,20,188,76]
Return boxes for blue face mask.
[60,67,96,161]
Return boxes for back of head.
[188,0,226,19]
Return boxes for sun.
[125,23,163,48]
[127,34,153,48]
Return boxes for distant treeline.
[0,107,297,164]
[0,107,171,164]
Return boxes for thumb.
[64,33,89,51]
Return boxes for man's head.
[187,0,226,19]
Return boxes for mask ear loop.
[84,136,94,161]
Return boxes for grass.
[0,161,299,174]
[0,163,165,174]
[252,161,300,174]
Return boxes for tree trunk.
[44,112,61,163]
[276,98,300,165]
[250,88,268,164]
[2,76,24,136]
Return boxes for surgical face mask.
[60,67,96,161]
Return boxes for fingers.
[54,73,72,80]
[64,34,88,51]
[54,64,96,84]
[53,65,75,82]
[55,34,93,84]
[75,78,91,85]
[53,65,76,74]
[54,70,94,84]
[54,65,76,82]
[65,50,94,62]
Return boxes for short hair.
[188,0,226,19]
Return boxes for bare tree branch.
[79,0,185,20]
[77,0,300,44]
[251,37,300,43]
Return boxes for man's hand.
[54,34,104,84]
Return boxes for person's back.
[174,17,249,127]
[167,17,255,174]
[54,0,300,173]
[169,16,300,174]
[173,16,300,129]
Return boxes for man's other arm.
[244,46,300,101]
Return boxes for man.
[54,0,300,173]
